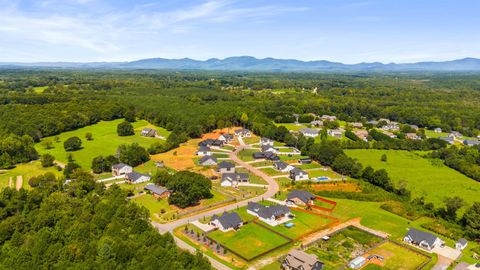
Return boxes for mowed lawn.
[208,222,290,260]
[367,241,430,270]
[36,119,170,169]
[274,123,308,132]
[269,209,333,239]
[345,149,480,208]
[0,160,62,189]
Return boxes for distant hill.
[2,56,480,72]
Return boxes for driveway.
[432,245,461,260]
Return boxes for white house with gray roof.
[217,161,235,174]
[125,171,151,184]
[247,202,292,226]
[290,168,309,181]
[273,161,295,173]
[199,155,217,166]
[111,163,133,176]
[403,228,443,251]
[196,146,212,156]
[234,128,251,137]
[299,128,319,138]
[210,212,243,232]
[221,173,249,187]
[260,137,274,146]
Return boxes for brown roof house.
[282,249,323,270]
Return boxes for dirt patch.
[15,175,23,190]
[311,182,361,193]
[151,139,200,171]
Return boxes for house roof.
[457,238,468,246]
[261,137,273,143]
[222,173,249,182]
[126,171,150,181]
[198,139,223,147]
[144,183,168,195]
[405,228,439,246]
[218,161,235,169]
[235,129,250,135]
[274,161,290,170]
[112,163,131,170]
[464,140,480,145]
[253,152,265,159]
[287,190,315,204]
[220,134,233,139]
[212,212,243,229]
[285,249,323,270]
[247,202,290,219]
[198,146,211,152]
[299,128,319,135]
[291,167,307,176]
[261,145,275,152]
[199,155,217,164]
[439,137,454,143]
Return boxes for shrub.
[117,121,134,136]
[64,136,82,151]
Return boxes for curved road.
[152,145,280,269]
[153,145,279,233]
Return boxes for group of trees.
[153,171,213,208]
[0,134,37,169]
[0,172,210,269]
[430,145,480,182]
[91,155,119,174]
[63,136,82,151]
[117,121,134,136]
[116,143,149,167]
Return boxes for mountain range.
[2,56,480,72]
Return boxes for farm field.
[0,160,62,189]
[36,119,170,169]
[208,222,291,261]
[345,149,480,209]
[366,241,430,270]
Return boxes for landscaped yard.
[208,222,291,261]
[36,119,170,169]
[306,226,383,269]
[366,241,430,270]
[0,160,62,189]
[259,167,288,176]
[345,149,480,210]
[306,169,343,179]
[131,194,175,222]
[274,123,308,132]
[238,148,258,161]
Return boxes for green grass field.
[306,169,343,179]
[267,209,332,239]
[274,123,308,132]
[36,119,170,169]
[259,167,288,176]
[368,241,430,270]
[0,161,62,189]
[131,194,175,222]
[208,222,291,260]
[238,148,258,161]
[345,149,480,209]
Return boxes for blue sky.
[0,0,479,63]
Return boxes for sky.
[0,0,479,63]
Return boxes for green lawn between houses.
[265,209,333,239]
[367,241,430,270]
[344,149,480,210]
[273,123,308,132]
[208,222,291,261]
[35,119,170,169]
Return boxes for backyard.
[366,241,430,270]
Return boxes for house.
[298,158,312,164]
[403,228,443,251]
[310,120,323,127]
[464,140,480,146]
[409,124,419,130]
[367,120,378,126]
[320,115,337,122]
[196,146,212,156]
[144,183,170,199]
[261,145,278,153]
[378,118,391,124]
[199,155,217,166]
[274,161,295,172]
[141,128,157,137]
[210,212,243,232]
[282,249,324,270]
[455,238,468,251]
[247,202,292,226]
[405,133,421,140]
[439,136,455,144]
[348,256,366,269]
[350,122,363,129]
[234,129,251,137]
[217,161,236,174]
[290,168,309,181]
[112,163,133,176]
[383,131,397,138]
[253,152,280,161]
[125,171,151,184]
[286,190,315,206]
[299,128,319,138]
[434,127,442,133]
[327,129,344,138]
[354,130,369,142]
[381,122,400,131]
[218,134,234,143]
[449,131,463,138]
[260,137,274,146]
[198,139,224,148]
[221,173,249,187]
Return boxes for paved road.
[152,145,280,269]
[153,145,279,234]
